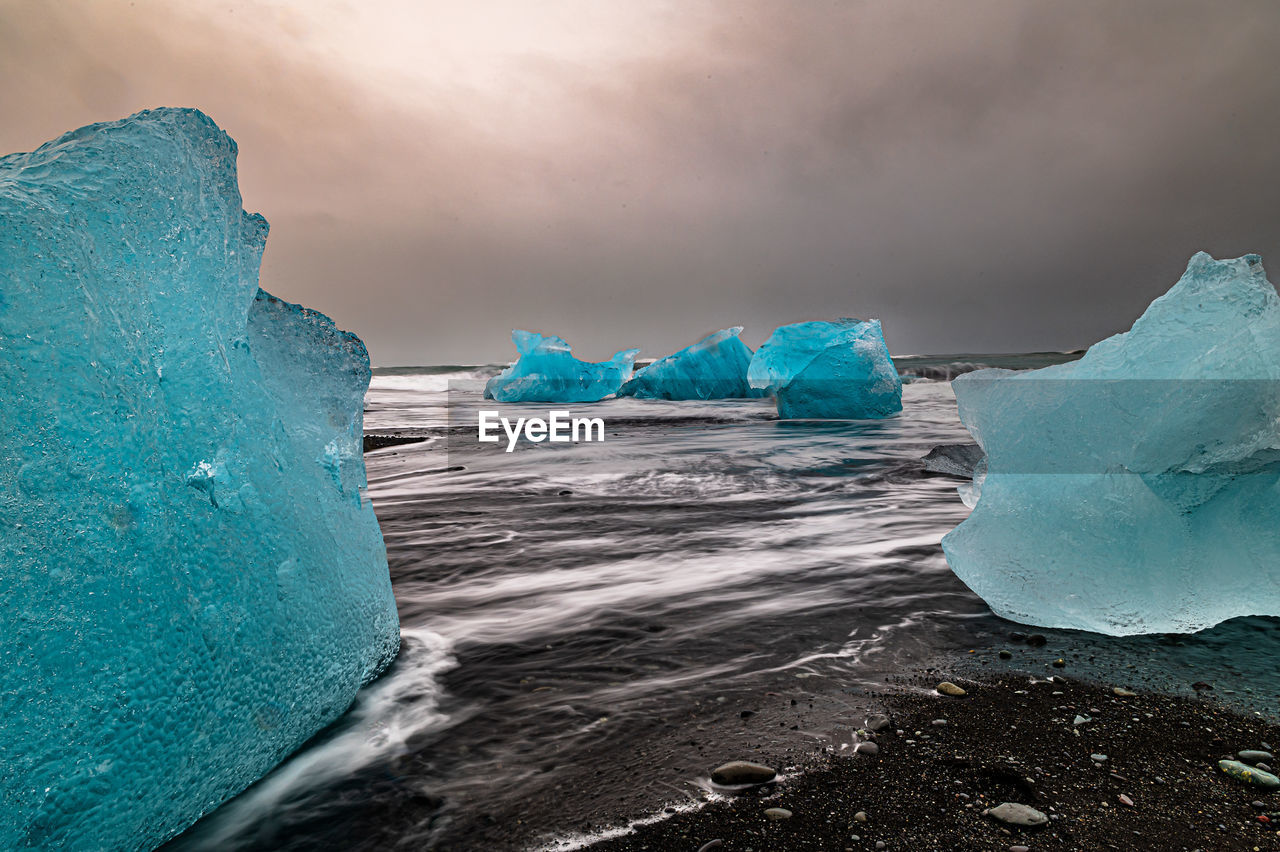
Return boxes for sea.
[169,353,1280,852]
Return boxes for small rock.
[855,741,880,756]
[999,650,1013,660]
[875,843,886,850]
[1010,847,1030,852]
[1026,634,1047,647]
[1091,753,1108,763]
[1112,687,1137,697]
[1238,748,1274,764]
[1218,759,1280,789]
[711,761,777,785]
[1010,631,1027,641]
[1073,714,1091,725]
[985,802,1049,827]
[1051,658,1066,668]
[865,714,891,732]
[739,710,755,719]
[764,807,792,821]
[696,842,724,852]
[1118,794,1134,807]
[1258,763,1273,772]
[931,718,948,726]
[937,681,966,696]
[854,811,868,823]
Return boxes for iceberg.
[619,327,764,400]
[485,330,639,402]
[0,109,399,850]
[942,252,1280,635]
[747,319,902,419]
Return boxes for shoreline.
[528,668,1280,852]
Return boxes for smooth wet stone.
[1113,687,1138,697]
[937,681,967,696]
[985,802,1050,827]
[710,761,777,785]
[1218,760,1280,789]
[855,741,880,755]
[1091,754,1108,763]
[854,810,868,822]
[764,807,793,821]
[1239,750,1275,765]
[1118,793,1135,807]
[999,650,1013,660]
[865,714,892,732]
[1010,846,1030,852]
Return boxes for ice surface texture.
[747,319,902,418]
[0,109,399,850]
[943,252,1280,635]
[619,327,764,400]
[485,330,639,402]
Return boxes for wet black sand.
[583,671,1280,852]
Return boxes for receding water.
[170,354,1280,852]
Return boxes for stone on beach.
[710,761,777,785]
[937,681,967,696]
[984,802,1049,827]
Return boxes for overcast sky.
[3,0,1279,365]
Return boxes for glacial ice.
[942,252,1280,635]
[747,319,902,419]
[619,327,764,400]
[485,330,639,402]
[0,109,399,850]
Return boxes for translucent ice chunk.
[0,109,399,850]
[747,319,902,418]
[942,252,1280,635]
[619,327,765,400]
[484,330,639,402]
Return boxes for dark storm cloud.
[2,0,1279,364]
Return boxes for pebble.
[1073,714,1091,725]
[1010,847,1030,852]
[865,714,891,732]
[1118,794,1134,807]
[855,741,880,756]
[764,807,792,821]
[876,843,886,850]
[1052,658,1066,668]
[710,761,777,785]
[936,681,966,696]
[1026,634,1047,647]
[1112,687,1137,697]
[1091,754,1108,763]
[1218,759,1280,789]
[1237,748,1273,763]
[931,718,948,726]
[854,811,868,823]
[696,842,724,852]
[985,802,1049,827]
[998,650,1013,660]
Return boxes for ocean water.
[170,353,1280,851]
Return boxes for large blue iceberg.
[0,109,399,849]
[485,330,639,402]
[619,327,764,400]
[747,319,902,419]
[943,252,1280,635]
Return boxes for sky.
[2,0,1279,365]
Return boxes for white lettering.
[502,416,525,452]
[478,410,500,442]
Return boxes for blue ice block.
[619,327,764,400]
[485,330,639,402]
[0,109,399,850]
[943,252,1280,635]
[747,319,902,418]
